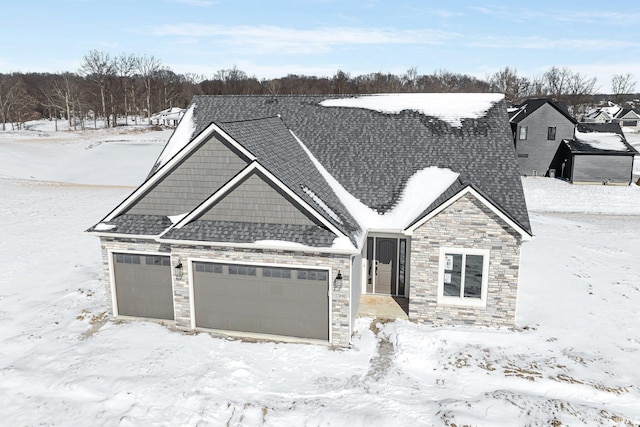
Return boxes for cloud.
[468,5,640,25]
[468,36,640,51]
[150,24,461,55]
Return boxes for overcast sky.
[2,0,639,93]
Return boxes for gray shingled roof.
[577,122,626,138]
[162,220,337,247]
[184,95,531,233]
[214,116,361,243]
[87,214,172,236]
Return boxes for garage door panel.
[193,263,329,340]
[113,254,174,321]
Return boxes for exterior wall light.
[334,270,343,289]
[174,260,183,280]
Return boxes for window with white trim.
[519,126,528,140]
[437,248,490,307]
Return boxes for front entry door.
[375,238,397,294]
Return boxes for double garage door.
[193,262,329,341]
[112,253,329,341]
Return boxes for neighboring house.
[509,99,577,176]
[150,107,186,127]
[551,123,637,185]
[87,94,532,347]
[582,109,613,124]
[616,108,640,130]
[584,103,640,131]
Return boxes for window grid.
[262,267,292,279]
[145,255,170,266]
[519,126,528,140]
[228,265,256,276]
[115,254,141,264]
[297,269,328,281]
[195,262,223,273]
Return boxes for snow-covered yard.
[1,121,639,426]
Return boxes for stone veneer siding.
[409,193,523,326]
[99,237,352,347]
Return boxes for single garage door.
[112,253,174,320]
[193,262,329,341]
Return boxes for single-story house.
[551,123,638,185]
[87,94,532,347]
[150,107,186,127]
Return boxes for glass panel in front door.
[366,237,374,293]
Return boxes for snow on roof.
[94,223,116,231]
[599,105,622,117]
[291,129,459,243]
[319,93,504,128]
[575,129,628,151]
[154,103,195,168]
[302,186,343,225]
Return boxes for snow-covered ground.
[1,120,639,426]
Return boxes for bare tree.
[402,66,418,92]
[137,55,162,122]
[332,70,352,94]
[0,75,19,130]
[115,53,137,125]
[528,74,546,98]
[542,66,571,98]
[487,66,531,102]
[40,72,82,130]
[214,66,252,95]
[79,50,115,128]
[611,73,637,104]
[566,72,598,115]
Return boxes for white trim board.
[156,237,359,255]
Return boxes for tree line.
[0,50,637,130]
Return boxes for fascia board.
[85,231,158,240]
[155,237,359,255]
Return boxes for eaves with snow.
[574,129,632,152]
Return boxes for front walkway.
[357,295,409,320]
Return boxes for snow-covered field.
[1,120,639,426]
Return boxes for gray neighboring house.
[551,122,638,185]
[509,99,577,176]
[87,94,532,347]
